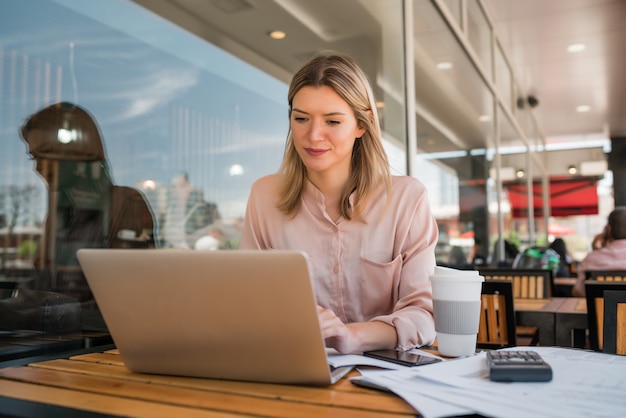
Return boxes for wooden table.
[514,297,588,348]
[555,297,588,348]
[0,349,419,417]
[514,298,566,346]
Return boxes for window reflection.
[0,0,407,360]
[0,0,286,358]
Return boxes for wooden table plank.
[0,343,423,417]
[0,378,238,418]
[71,350,413,397]
[24,358,414,416]
[69,352,126,366]
[67,352,380,395]
[7,350,416,416]
[514,298,565,312]
[0,365,415,418]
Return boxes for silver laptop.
[76,248,352,385]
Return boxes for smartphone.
[363,349,442,367]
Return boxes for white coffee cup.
[430,266,484,357]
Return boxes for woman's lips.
[305,148,328,157]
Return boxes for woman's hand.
[317,305,397,354]
[317,305,359,354]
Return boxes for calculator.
[486,350,553,382]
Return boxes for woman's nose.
[308,120,324,141]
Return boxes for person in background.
[20,102,156,299]
[591,224,611,250]
[573,207,626,297]
[549,237,573,277]
[239,52,438,354]
[447,245,472,270]
[471,238,487,267]
[491,239,520,267]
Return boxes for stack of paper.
[349,347,625,418]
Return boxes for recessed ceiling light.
[436,61,453,70]
[567,43,586,53]
[478,115,490,122]
[376,101,385,109]
[268,30,286,40]
[576,105,591,113]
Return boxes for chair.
[477,281,516,348]
[602,290,626,355]
[479,269,553,299]
[584,281,626,351]
[584,270,626,282]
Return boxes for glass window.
[0,0,407,360]
[495,43,514,111]
[467,0,493,80]
[412,0,494,267]
[1,0,290,358]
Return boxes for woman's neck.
[307,171,349,221]
[307,170,348,199]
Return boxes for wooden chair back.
[602,290,626,355]
[584,270,626,282]
[479,269,553,299]
[477,280,516,348]
[584,281,626,351]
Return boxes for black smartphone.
[363,349,442,367]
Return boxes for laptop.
[76,248,353,385]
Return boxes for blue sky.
[1,0,289,221]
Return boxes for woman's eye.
[293,117,307,122]
[327,120,340,126]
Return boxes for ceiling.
[132,0,626,155]
[481,0,626,142]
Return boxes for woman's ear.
[357,109,373,137]
[356,126,366,139]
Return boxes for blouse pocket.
[359,254,403,318]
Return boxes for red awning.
[505,176,601,218]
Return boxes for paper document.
[352,347,626,418]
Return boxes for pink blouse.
[239,174,438,350]
[574,239,626,295]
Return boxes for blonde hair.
[277,52,391,220]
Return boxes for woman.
[549,237,573,277]
[239,52,438,354]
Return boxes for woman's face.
[290,85,365,180]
